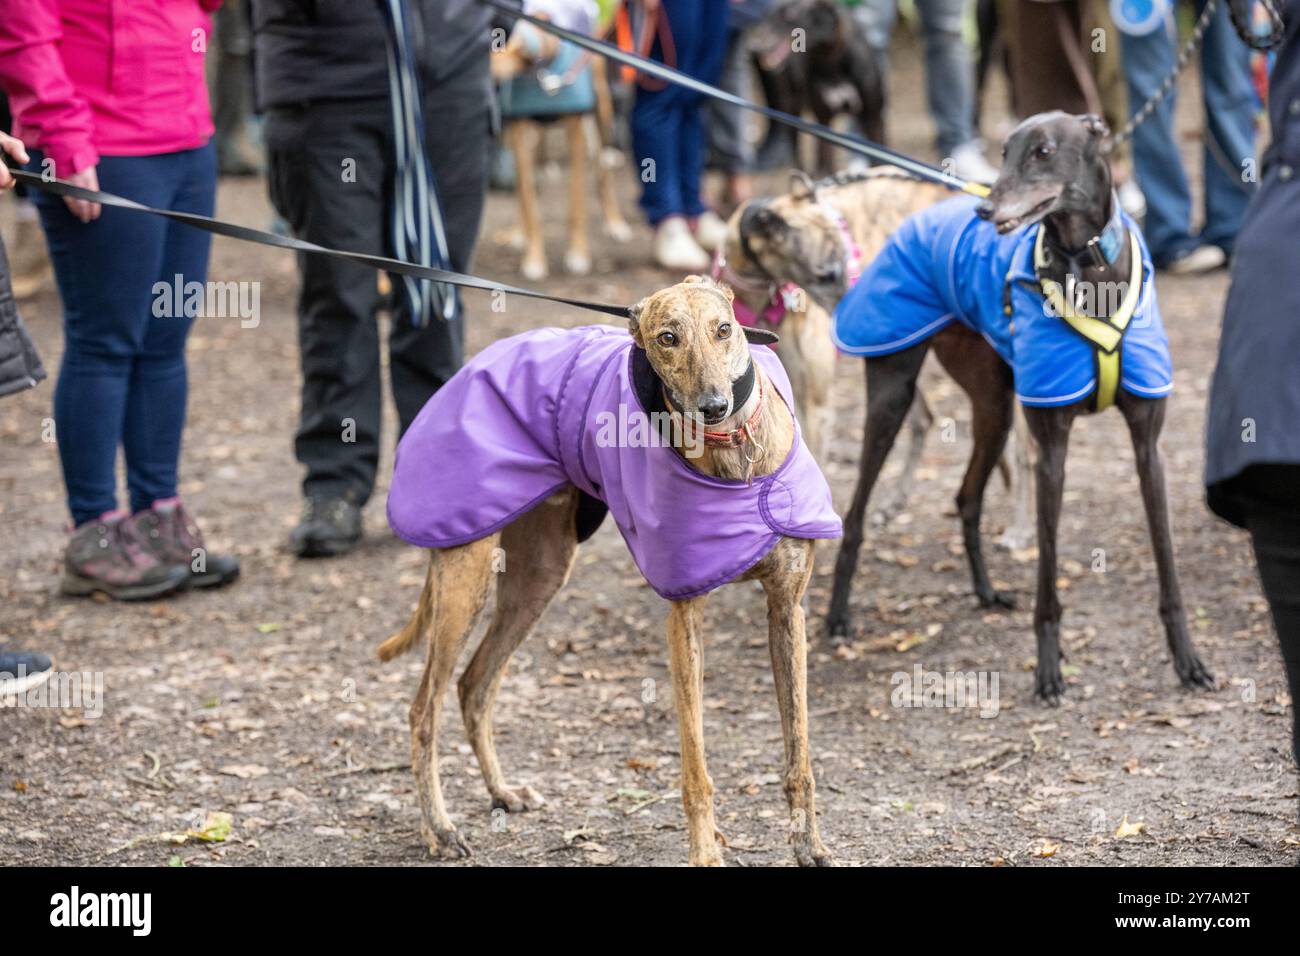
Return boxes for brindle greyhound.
[380,277,833,866]
[729,168,1036,637]
[977,113,1213,701]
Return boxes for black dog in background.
[752,0,885,172]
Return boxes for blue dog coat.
[832,195,1173,409]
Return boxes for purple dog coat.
[387,325,842,600]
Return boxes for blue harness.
[832,195,1173,410]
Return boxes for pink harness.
[712,203,862,329]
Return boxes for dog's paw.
[521,256,548,282]
[995,528,1034,552]
[794,841,836,867]
[563,250,591,276]
[1176,653,1216,691]
[422,823,472,861]
[604,219,634,243]
[977,589,1017,610]
[490,784,546,814]
[824,614,852,645]
[1033,669,1065,707]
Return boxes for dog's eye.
[1035,143,1055,159]
[717,322,731,340]
[657,331,676,347]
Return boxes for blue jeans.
[1120,1,1256,264]
[31,144,216,525]
[853,0,976,157]
[632,0,729,224]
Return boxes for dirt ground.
[2,46,1297,868]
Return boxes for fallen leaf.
[1114,815,1146,839]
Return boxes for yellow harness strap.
[1033,230,1144,412]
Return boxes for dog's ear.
[1080,113,1109,140]
[628,296,648,349]
[743,326,779,346]
[740,204,790,244]
[789,169,819,202]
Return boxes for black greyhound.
[752,0,885,174]
[827,112,1214,702]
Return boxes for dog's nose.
[975,200,995,221]
[697,393,729,422]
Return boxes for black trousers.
[265,60,492,504]
[1233,465,1300,769]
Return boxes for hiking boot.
[132,498,240,589]
[0,648,53,695]
[291,493,362,558]
[61,510,190,601]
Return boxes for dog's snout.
[697,392,729,422]
[975,200,995,221]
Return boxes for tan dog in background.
[491,14,631,280]
[721,168,1034,549]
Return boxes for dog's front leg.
[1025,407,1074,704]
[761,539,834,866]
[665,597,724,866]
[1118,395,1214,689]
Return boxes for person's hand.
[0,131,30,190]
[63,166,101,223]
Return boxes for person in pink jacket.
[0,0,239,600]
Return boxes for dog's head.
[977,111,1112,234]
[733,172,850,312]
[753,0,848,69]
[629,276,773,425]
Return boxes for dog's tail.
[378,558,436,662]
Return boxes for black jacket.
[250,0,510,109]
[1205,0,1300,524]
[0,235,45,399]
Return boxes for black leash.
[479,0,991,198]
[9,168,633,320]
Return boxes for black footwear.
[291,494,362,558]
[0,648,53,695]
[132,499,241,589]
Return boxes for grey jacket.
[0,234,45,398]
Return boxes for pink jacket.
[0,0,221,177]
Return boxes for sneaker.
[132,499,240,589]
[653,216,711,273]
[950,140,999,185]
[0,649,53,696]
[291,493,362,558]
[1163,245,1226,275]
[61,510,190,601]
[692,210,729,255]
[1118,178,1147,219]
